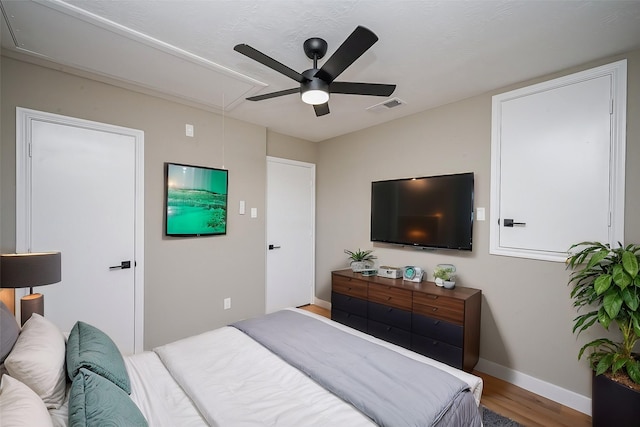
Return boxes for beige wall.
[266,130,317,164]
[0,57,268,348]
[316,48,640,399]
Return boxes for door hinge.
[610,98,614,115]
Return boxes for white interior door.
[16,108,144,354]
[266,157,315,313]
[490,60,626,262]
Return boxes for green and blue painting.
[166,163,228,236]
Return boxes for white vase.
[443,280,456,289]
[351,261,371,272]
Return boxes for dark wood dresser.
[331,269,481,372]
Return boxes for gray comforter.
[233,310,481,427]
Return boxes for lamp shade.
[0,252,62,288]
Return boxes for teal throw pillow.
[66,321,130,393]
[69,368,147,427]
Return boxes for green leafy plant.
[433,266,456,282]
[567,241,640,385]
[344,249,376,264]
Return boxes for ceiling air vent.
[366,97,406,113]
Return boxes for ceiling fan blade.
[314,103,330,117]
[315,26,378,83]
[330,82,396,97]
[246,88,300,101]
[234,44,307,83]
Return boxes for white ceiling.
[2,0,640,142]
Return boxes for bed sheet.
[125,350,206,426]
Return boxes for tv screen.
[165,162,228,236]
[371,172,474,250]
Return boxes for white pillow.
[0,374,54,427]
[4,314,67,409]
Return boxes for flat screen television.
[164,162,228,236]
[370,172,474,250]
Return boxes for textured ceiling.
[2,0,640,142]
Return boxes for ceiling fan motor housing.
[303,37,328,61]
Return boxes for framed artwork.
[164,162,228,236]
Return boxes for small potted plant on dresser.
[566,241,640,426]
[344,249,376,272]
[433,264,456,289]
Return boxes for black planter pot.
[592,371,640,427]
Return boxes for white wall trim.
[475,358,591,416]
[15,107,145,353]
[313,297,331,310]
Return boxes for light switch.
[250,208,258,218]
[477,207,485,221]
[239,200,246,215]
[185,124,194,137]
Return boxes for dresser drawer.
[331,308,368,333]
[412,313,463,347]
[368,301,411,330]
[332,275,368,299]
[411,334,463,369]
[368,283,412,311]
[413,292,464,324]
[331,292,367,317]
[368,319,411,348]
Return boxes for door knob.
[109,260,131,270]
[502,218,526,227]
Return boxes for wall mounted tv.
[370,172,474,251]
[165,162,228,237]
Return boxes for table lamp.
[0,252,61,325]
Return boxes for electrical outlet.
[223,297,231,310]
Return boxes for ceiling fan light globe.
[302,89,329,105]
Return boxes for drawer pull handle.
[434,321,440,326]
[387,308,393,313]
[348,287,352,291]
[387,297,392,301]
[432,308,438,312]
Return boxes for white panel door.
[18,109,144,354]
[490,60,626,262]
[266,157,315,313]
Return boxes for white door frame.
[15,107,145,353]
[266,156,316,311]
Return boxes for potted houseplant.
[434,264,456,289]
[344,249,376,272]
[566,241,640,426]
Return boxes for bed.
[0,301,483,426]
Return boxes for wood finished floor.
[299,304,591,427]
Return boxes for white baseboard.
[313,297,331,310]
[475,358,591,416]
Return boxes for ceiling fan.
[234,26,396,117]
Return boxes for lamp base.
[21,293,44,326]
